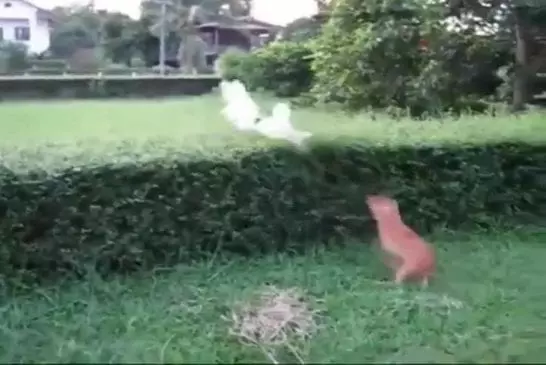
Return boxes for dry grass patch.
[225,285,323,363]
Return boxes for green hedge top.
[1,100,545,284]
[0,137,545,284]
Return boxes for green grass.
[1,95,545,148]
[0,96,544,174]
[1,228,545,363]
[1,98,545,362]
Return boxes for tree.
[311,0,502,117]
[139,0,254,71]
[49,6,99,58]
[445,0,546,111]
[101,12,141,66]
[277,13,329,42]
[225,0,252,16]
[140,0,202,71]
[314,0,332,12]
[49,6,142,66]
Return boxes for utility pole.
[150,0,171,76]
[159,1,166,76]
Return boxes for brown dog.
[366,195,436,287]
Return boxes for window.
[4,2,12,7]
[14,26,30,41]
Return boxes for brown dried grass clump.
[224,285,322,364]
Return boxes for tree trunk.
[512,9,530,112]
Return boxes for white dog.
[219,79,312,147]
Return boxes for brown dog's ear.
[366,195,390,205]
[365,195,381,206]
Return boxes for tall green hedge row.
[0,76,220,100]
[1,142,545,284]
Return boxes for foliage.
[131,56,147,68]
[67,48,104,73]
[29,59,68,69]
[0,41,30,74]
[219,41,314,97]
[310,0,507,117]
[140,0,256,34]
[217,48,262,84]
[277,14,329,42]
[139,0,252,69]
[46,1,258,69]
[49,5,145,65]
[253,42,315,97]
[49,22,97,59]
[0,76,219,99]
[101,13,141,66]
[102,63,130,72]
[49,6,100,58]
[0,135,544,284]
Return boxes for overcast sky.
[32,0,319,25]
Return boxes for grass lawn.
[1,229,545,363]
[1,96,545,150]
[0,97,545,362]
[0,96,544,173]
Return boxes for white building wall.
[0,0,50,54]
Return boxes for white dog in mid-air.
[219,79,312,147]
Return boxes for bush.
[26,68,65,75]
[101,63,130,74]
[218,42,314,97]
[252,41,314,97]
[100,67,151,75]
[67,48,104,73]
[217,47,260,84]
[310,0,501,117]
[0,76,220,100]
[131,56,147,68]
[29,58,67,70]
[0,41,30,74]
[0,141,544,284]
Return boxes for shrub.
[0,141,543,285]
[29,58,67,70]
[26,68,65,76]
[218,42,314,97]
[217,47,262,86]
[251,41,314,97]
[310,0,501,117]
[0,41,30,74]
[131,56,147,68]
[102,63,130,74]
[67,47,104,73]
[0,77,219,100]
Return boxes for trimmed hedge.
[0,141,545,284]
[21,67,176,76]
[0,75,220,100]
[29,59,67,69]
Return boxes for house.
[196,15,281,67]
[0,0,53,54]
[145,13,280,70]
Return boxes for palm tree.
[140,0,252,73]
[140,0,212,73]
